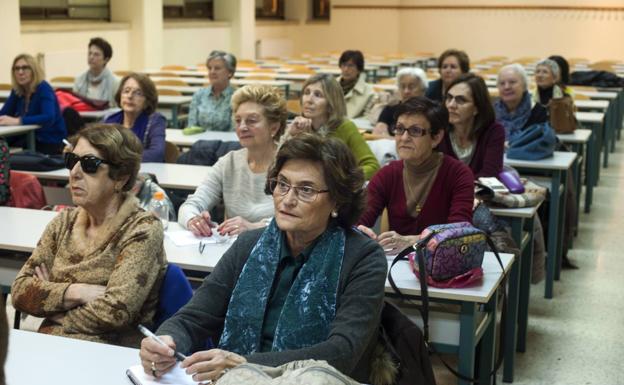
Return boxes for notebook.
[126,364,197,385]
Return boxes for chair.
[153,264,193,329]
[0,83,12,90]
[114,70,132,77]
[155,79,189,87]
[287,99,301,115]
[244,75,276,81]
[50,76,75,83]
[7,171,46,209]
[164,141,180,163]
[161,65,187,71]
[149,72,179,78]
[157,89,182,96]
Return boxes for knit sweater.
[359,155,474,235]
[157,227,387,383]
[330,120,380,180]
[178,148,274,227]
[437,121,506,179]
[11,194,167,347]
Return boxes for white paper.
[165,230,231,247]
[126,364,197,385]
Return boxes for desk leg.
[602,117,609,168]
[555,169,568,281]
[458,302,477,385]
[480,294,497,385]
[585,131,596,213]
[503,222,520,383]
[27,131,36,151]
[545,170,562,299]
[517,215,534,353]
[571,144,582,241]
[171,106,179,128]
[285,84,290,100]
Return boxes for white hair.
[535,58,560,79]
[497,63,529,90]
[396,67,428,90]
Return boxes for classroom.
[0,1,623,384]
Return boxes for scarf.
[74,67,115,102]
[403,152,443,217]
[494,91,533,141]
[219,220,345,355]
[340,76,358,96]
[106,110,150,146]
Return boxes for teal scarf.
[218,220,345,354]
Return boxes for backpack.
[507,122,556,160]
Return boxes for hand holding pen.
[138,324,186,378]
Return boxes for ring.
[151,362,157,377]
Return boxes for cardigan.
[178,148,274,227]
[359,155,474,235]
[188,86,234,131]
[0,81,66,144]
[104,110,166,162]
[437,121,506,179]
[330,120,380,180]
[425,79,444,102]
[157,227,387,383]
[11,194,167,347]
[340,73,376,119]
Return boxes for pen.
[62,139,72,149]
[138,324,187,361]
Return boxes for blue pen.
[138,324,187,361]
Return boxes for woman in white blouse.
[178,85,287,236]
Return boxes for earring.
[331,210,338,218]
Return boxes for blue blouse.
[188,86,234,131]
[104,110,166,163]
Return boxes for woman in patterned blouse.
[187,50,237,131]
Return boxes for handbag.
[55,89,109,112]
[476,179,547,208]
[9,151,65,172]
[217,360,360,385]
[507,122,556,160]
[548,96,577,134]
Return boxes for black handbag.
[10,151,65,172]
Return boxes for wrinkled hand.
[140,335,178,378]
[181,348,246,383]
[187,211,216,237]
[217,216,253,236]
[287,116,313,136]
[34,263,51,281]
[357,225,378,240]
[63,283,106,309]
[378,231,418,256]
[372,122,391,137]
[0,115,20,126]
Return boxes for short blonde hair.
[11,54,44,97]
[231,85,288,141]
[300,73,346,132]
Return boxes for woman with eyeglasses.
[103,73,166,162]
[0,53,67,155]
[187,50,237,131]
[11,123,167,347]
[179,85,287,237]
[358,96,474,255]
[140,133,386,384]
[437,73,505,178]
[288,73,379,180]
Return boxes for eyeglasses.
[444,93,472,107]
[13,66,31,72]
[121,87,145,98]
[234,116,261,128]
[64,152,114,174]
[269,178,329,203]
[393,124,428,138]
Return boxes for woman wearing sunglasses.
[11,123,167,347]
[0,53,67,155]
[104,73,166,162]
[140,134,386,384]
[179,85,287,237]
[357,96,474,255]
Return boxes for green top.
[329,119,380,180]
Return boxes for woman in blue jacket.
[0,54,67,155]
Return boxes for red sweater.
[359,155,474,236]
[436,121,505,179]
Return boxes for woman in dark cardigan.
[358,96,474,255]
[437,73,505,178]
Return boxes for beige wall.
[163,23,231,67]
[0,0,23,83]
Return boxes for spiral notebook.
[126,364,197,385]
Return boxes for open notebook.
[126,364,197,385]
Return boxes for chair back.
[154,264,193,329]
[164,141,180,163]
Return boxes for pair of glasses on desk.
[198,234,231,253]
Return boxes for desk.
[574,99,609,112]
[0,125,39,150]
[576,110,606,179]
[150,77,293,99]
[557,129,594,213]
[166,128,238,148]
[504,152,576,299]
[6,329,139,385]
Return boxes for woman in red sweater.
[437,73,505,179]
[358,97,474,255]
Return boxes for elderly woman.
[179,85,287,236]
[289,73,379,179]
[358,96,474,255]
[0,54,67,155]
[494,64,548,140]
[426,49,470,102]
[11,124,167,347]
[373,67,428,136]
[534,58,570,107]
[73,37,119,106]
[104,73,166,162]
[188,50,237,131]
[437,73,505,178]
[140,134,387,383]
[338,50,376,119]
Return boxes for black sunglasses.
[64,152,114,174]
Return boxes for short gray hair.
[497,63,529,91]
[396,67,428,90]
[535,58,560,80]
[206,50,237,74]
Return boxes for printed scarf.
[494,91,532,141]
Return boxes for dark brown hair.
[89,37,113,61]
[394,96,449,136]
[445,73,495,140]
[70,123,143,191]
[265,133,366,228]
[438,49,470,73]
[339,50,365,73]
[115,73,158,115]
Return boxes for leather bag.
[548,96,577,134]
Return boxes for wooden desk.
[166,128,238,148]
[504,152,576,299]
[0,125,39,151]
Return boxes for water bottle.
[149,191,169,230]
